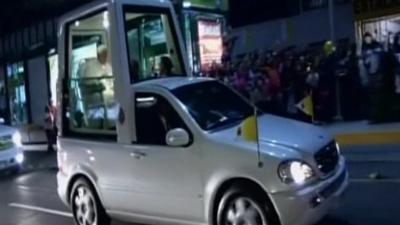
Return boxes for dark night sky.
[229,0,300,28]
[0,0,92,34]
[0,0,321,34]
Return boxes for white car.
[0,125,24,173]
[56,1,347,225]
[58,78,348,225]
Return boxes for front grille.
[315,141,339,174]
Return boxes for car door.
[60,138,135,212]
[124,92,204,223]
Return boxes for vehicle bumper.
[0,163,21,172]
[57,171,70,207]
[270,157,348,225]
[0,147,23,172]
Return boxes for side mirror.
[166,128,190,147]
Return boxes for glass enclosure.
[48,54,59,105]
[6,62,28,125]
[124,7,184,82]
[0,71,6,123]
[66,10,117,135]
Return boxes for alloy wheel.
[224,197,268,225]
[73,186,98,225]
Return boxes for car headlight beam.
[279,160,315,184]
[15,153,24,164]
[12,132,22,147]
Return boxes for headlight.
[278,160,315,184]
[15,153,24,164]
[12,132,22,147]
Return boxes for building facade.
[229,0,354,57]
[0,20,58,129]
[354,0,400,47]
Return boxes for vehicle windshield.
[172,81,254,131]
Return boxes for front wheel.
[217,186,279,225]
[70,178,110,225]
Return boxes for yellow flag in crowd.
[237,116,258,142]
[296,94,314,118]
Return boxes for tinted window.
[135,93,187,145]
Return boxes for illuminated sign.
[198,20,223,71]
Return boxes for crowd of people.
[201,34,400,124]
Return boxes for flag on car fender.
[237,116,257,142]
[237,108,264,168]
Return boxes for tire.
[70,178,110,225]
[216,185,279,225]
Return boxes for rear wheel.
[70,178,110,225]
[217,185,279,225]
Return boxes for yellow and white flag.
[237,116,258,142]
[296,94,314,119]
[236,108,264,167]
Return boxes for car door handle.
[130,151,147,159]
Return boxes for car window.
[135,93,187,145]
[64,10,117,137]
[172,81,254,131]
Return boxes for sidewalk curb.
[335,132,400,146]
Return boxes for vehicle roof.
[59,0,173,24]
[133,77,214,90]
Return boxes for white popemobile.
[0,124,24,173]
[56,1,348,225]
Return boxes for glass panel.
[185,0,217,9]
[66,11,116,134]
[48,54,59,105]
[7,62,28,125]
[124,8,184,82]
[0,69,6,123]
[220,0,229,11]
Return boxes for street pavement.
[0,145,399,225]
